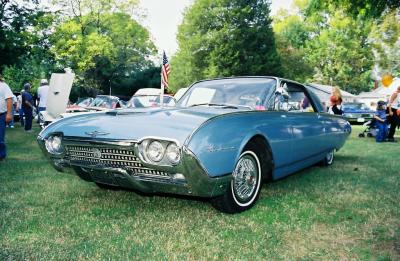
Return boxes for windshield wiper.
[188,103,251,109]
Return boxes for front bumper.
[37,136,231,198]
[343,114,373,123]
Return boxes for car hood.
[343,109,374,114]
[40,107,243,144]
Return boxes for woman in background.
[329,86,343,115]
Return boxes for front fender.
[186,112,273,177]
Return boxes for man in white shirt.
[387,85,400,142]
[0,74,13,160]
[37,78,49,123]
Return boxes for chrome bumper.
[37,136,231,198]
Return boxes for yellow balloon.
[382,74,393,87]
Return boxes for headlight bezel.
[44,133,65,155]
[138,137,181,166]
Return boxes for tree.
[272,0,377,93]
[304,10,374,93]
[51,11,156,93]
[0,1,57,90]
[273,8,313,82]
[169,0,282,92]
[369,9,400,78]
[306,0,400,19]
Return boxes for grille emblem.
[92,148,102,159]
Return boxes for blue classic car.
[37,77,351,213]
[342,102,375,123]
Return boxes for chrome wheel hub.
[232,154,258,201]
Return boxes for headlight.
[45,135,64,154]
[166,143,181,165]
[146,141,165,162]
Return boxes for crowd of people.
[0,75,49,161]
[328,85,400,143]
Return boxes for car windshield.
[343,103,369,110]
[177,78,276,109]
[89,96,116,109]
[127,95,175,108]
[76,97,92,107]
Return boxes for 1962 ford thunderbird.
[37,77,351,213]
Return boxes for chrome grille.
[65,145,169,177]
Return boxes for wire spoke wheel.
[232,154,259,203]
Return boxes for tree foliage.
[369,10,400,78]
[169,0,282,92]
[304,9,374,93]
[306,0,400,19]
[0,1,57,91]
[272,0,398,93]
[273,9,313,83]
[51,6,156,94]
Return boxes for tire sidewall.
[230,150,262,209]
[325,149,335,165]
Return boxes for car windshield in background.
[127,95,175,108]
[343,103,370,110]
[89,96,116,108]
[76,97,93,107]
[177,77,276,109]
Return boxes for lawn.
[1,124,399,260]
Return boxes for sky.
[138,0,293,57]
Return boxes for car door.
[282,81,326,163]
[261,82,294,169]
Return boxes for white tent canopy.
[375,78,400,95]
[356,77,399,108]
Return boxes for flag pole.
[160,51,165,108]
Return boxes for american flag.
[161,51,170,88]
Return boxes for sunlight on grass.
[1,125,399,259]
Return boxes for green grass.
[1,124,399,260]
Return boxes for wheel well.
[245,135,274,181]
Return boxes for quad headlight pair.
[45,135,64,154]
[140,139,181,165]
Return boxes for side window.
[285,82,315,112]
[268,81,291,111]
[269,81,315,112]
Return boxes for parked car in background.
[75,97,93,107]
[37,77,351,213]
[127,95,176,108]
[342,102,375,123]
[86,95,126,110]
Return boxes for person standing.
[387,85,400,142]
[0,74,13,160]
[17,90,24,126]
[22,83,34,132]
[329,86,343,115]
[37,78,49,123]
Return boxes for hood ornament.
[85,130,110,138]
